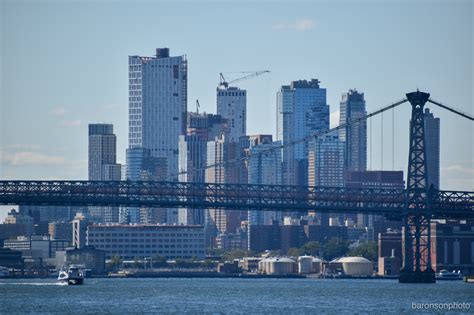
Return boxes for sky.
[0,0,473,220]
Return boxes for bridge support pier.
[400,90,435,284]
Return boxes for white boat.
[436,269,463,280]
[58,266,84,285]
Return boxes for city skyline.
[0,1,472,197]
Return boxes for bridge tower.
[399,90,436,283]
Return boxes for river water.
[0,278,472,314]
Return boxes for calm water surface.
[0,278,472,314]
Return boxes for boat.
[436,269,463,280]
[58,265,85,285]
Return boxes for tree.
[201,259,215,269]
[133,256,143,269]
[348,242,378,262]
[287,247,302,257]
[174,258,187,268]
[322,238,349,261]
[110,255,122,271]
[223,249,254,262]
[151,255,168,268]
[300,241,321,256]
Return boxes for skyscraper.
[88,124,120,181]
[128,48,187,223]
[88,124,121,223]
[216,86,246,143]
[178,112,228,225]
[424,108,440,189]
[128,48,187,177]
[339,89,367,173]
[308,131,345,226]
[308,131,345,188]
[246,135,282,250]
[276,79,329,186]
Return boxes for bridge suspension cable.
[427,98,474,121]
[175,98,409,177]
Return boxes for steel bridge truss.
[0,180,472,220]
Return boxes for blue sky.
[0,0,472,219]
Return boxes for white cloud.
[273,19,315,31]
[0,151,66,166]
[49,107,67,116]
[330,110,340,128]
[60,119,82,127]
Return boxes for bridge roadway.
[0,181,472,220]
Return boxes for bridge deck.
[0,181,472,219]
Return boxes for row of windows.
[89,238,203,243]
[217,91,245,97]
[94,244,203,249]
[89,232,202,237]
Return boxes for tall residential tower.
[276,79,329,186]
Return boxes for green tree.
[133,256,143,269]
[300,241,321,256]
[151,255,168,268]
[223,249,254,262]
[174,258,187,268]
[110,255,122,271]
[286,247,302,257]
[322,238,349,261]
[348,242,378,262]
[201,259,215,269]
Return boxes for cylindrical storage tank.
[298,256,313,274]
[311,257,323,274]
[270,257,296,275]
[338,257,373,276]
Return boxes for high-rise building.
[308,131,345,188]
[128,48,187,179]
[276,79,329,186]
[339,89,367,173]
[178,113,228,225]
[88,124,121,223]
[424,108,440,189]
[247,135,282,225]
[216,86,246,143]
[128,48,187,224]
[246,135,283,250]
[205,134,241,236]
[125,148,167,224]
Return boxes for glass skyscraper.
[339,89,367,173]
[276,79,329,185]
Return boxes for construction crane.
[218,70,270,89]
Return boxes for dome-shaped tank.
[311,257,323,274]
[259,257,296,275]
[337,257,373,276]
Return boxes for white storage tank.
[338,257,373,276]
[259,257,296,275]
[298,256,313,274]
[312,257,323,274]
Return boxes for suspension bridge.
[0,90,473,283]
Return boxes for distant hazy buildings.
[424,108,440,189]
[339,89,367,173]
[86,224,205,260]
[88,124,121,223]
[277,79,329,186]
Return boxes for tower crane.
[218,70,270,89]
